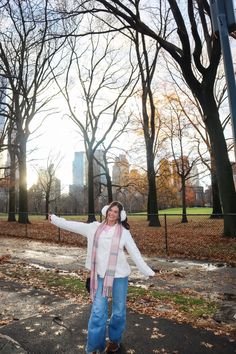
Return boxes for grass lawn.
[0,207,213,221]
[130,207,213,215]
[158,207,213,214]
[127,207,213,221]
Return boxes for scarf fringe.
[102,286,113,298]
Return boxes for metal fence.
[1,212,235,263]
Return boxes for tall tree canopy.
[79,0,236,236]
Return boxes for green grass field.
[0,207,213,222]
[158,207,212,215]
[127,207,213,216]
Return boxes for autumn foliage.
[0,216,235,265]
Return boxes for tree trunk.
[207,142,222,218]
[45,191,50,220]
[18,135,29,224]
[211,177,222,216]
[181,176,188,223]
[94,0,236,235]
[145,142,161,226]
[147,194,150,221]
[8,144,16,222]
[210,169,223,218]
[182,61,236,235]
[106,171,113,203]
[87,149,96,223]
[202,102,236,236]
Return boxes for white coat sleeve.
[124,231,155,276]
[50,214,91,237]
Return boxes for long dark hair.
[106,201,130,230]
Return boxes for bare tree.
[34,153,62,219]
[0,76,8,153]
[163,56,232,217]
[84,0,236,236]
[7,121,18,221]
[0,76,17,220]
[0,77,9,170]
[91,115,133,205]
[54,27,137,222]
[163,98,201,222]
[0,0,66,223]
[130,29,162,225]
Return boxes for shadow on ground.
[0,279,235,354]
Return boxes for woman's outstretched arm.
[49,214,92,237]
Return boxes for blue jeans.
[86,276,129,353]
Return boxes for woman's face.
[107,205,120,224]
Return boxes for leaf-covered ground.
[0,217,235,264]
[0,217,235,340]
[0,257,235,340]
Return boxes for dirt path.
[0,235,236,326]
[0,236,235,294]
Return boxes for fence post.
[164,214,168,256]
[58,227,61,243]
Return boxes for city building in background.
[157,159,177,209]
[72,151,85,187]
[112,154,129,186]
[189,164,200,186]
[68,151,86,214]
[111,154,131,209]
[157,157,205,209]
[13,148,236,214]
[188,164,204,207]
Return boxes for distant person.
[49,201,155,354]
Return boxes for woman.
[49,201,155,354]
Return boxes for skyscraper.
[83,149,106,187]
[189,164,200,187]
[112,154,129,186]
[72,152,85,187]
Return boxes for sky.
[26,0,236,192]
[27,113,82,191]
[27,110,134,193]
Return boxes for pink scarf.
[90,222,122,300]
